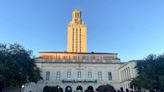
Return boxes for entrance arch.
[65,86,72,92]
[76,85,83,92]
[43,86,63,92]
[56,85,63,92]
[43,86,49,92]
[87,86,94,92]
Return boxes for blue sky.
[0,0,164,61]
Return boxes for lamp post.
[21,85,25,92]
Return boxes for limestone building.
[23,10,137,92]
[67,10,87,52]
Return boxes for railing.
[36,59,121,63]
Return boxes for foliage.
[0,43,42,88]
[131,54,164,90]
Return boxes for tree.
[131,54,164,90]
[0,43,42,90]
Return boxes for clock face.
[75,19,79,23]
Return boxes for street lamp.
[21,85,25,88]
[21,85,25,92]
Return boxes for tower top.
[72,10,82,24]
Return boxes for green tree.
[131,54,164,90]
[0,43,42,90]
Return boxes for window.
[73,56,77,60]
[58,56,61,60]
[68,56,71,60]
[72,28,74,52]
[63,56,67,60]
[108,72,112,80]
[46,71,50,80]
[77,71,81,79]
[88,72,92,79]
[67,71,71,79]
[98,72,102,80]
[127,67,131,79]
[91,56,95,60]
[56,71,60,80]
[82,56,86,60]
[76,28,78,52]
[79,28,81,52]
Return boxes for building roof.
[39,51,118,55]
[118,60,137,69]
[35,61,124,64]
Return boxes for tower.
[67,10,87,52]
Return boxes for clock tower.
[67,10,87,52]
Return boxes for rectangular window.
[88,72,92,79]
[46,71,50,80]
[72,28,74,52]
[56,71,60,80]
[73,56,77,60]
[79,28,81,52]
[98,72,102,80]
[82,56,86,60]
[90,56,94,60]
[77,71,81,79]
[67,71,71,79]
[76,28,78,52]
[108,72,112,80]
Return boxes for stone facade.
[23,53,137,92]
[23,10,138,92]
[119,61,137,90]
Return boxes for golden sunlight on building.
[67,10,87,52]
[38,52,119,62]
[24,10,137,92]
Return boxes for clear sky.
[0,0,164,61]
